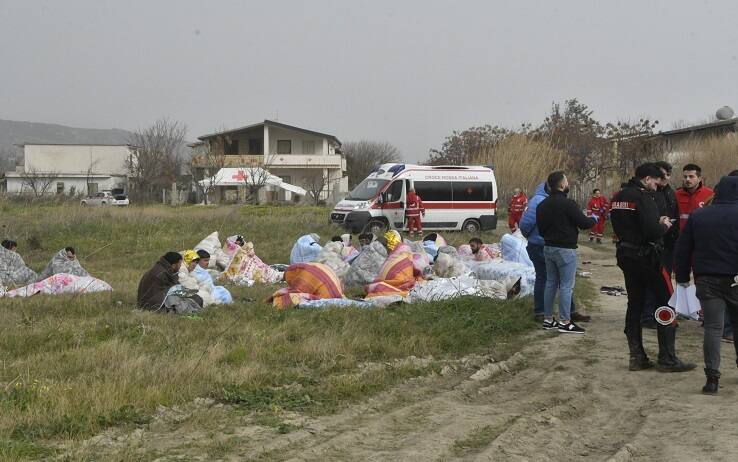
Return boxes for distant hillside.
[0,119,133,172]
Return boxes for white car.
[81,191,130,206]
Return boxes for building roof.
[197,120,341,145]
[14,142,135,148]
[656,118,738,137]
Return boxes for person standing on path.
[520,182,591,324]
[405,188,425,238]
[676,163,714,230]
[536,171,597,334]
[610,163,696,373]
[642,161,680,330]
[586,188,609,243]
[674,175,738,394]
[507,188,528,232]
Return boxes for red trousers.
[590,216,606,236]
[407,215,422,233]
[508,212,523,230]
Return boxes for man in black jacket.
[642,161,680,329]
[536,171,597,334]
[674,175,738,394]
[611,163,695,372]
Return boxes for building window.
[224,139,239,155]
[88,183,98,195]
[277,140,292,154]
[248,138,263,154]
[302,140,315,155]
[279,175,292,184]
[56,182,64,194]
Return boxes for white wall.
[23,144,131,175]
[266,125,336,156]
[5,174,126,195]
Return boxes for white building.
[4,143,132,195]
[191,120,348,204]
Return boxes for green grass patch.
[0,202,546,458]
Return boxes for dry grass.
[671,134,738,186]
[472,134,565,202]
[0,202,543,460]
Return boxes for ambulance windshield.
[346,178,389,201]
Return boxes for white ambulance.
[331,164,498,234]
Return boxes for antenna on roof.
[275,109,279,121]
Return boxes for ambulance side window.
[386,181,404,202]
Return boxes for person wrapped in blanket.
[193,249,233,304]
[137,251,203,314]
[38,247,89,280]
[1,239,38,288]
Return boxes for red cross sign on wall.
[231,170,247,182]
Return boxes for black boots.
[625,323,654,371]
[702,368,720,395]
[656,324,697,372]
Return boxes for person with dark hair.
[611,162,695,372]
[642,161,680,329]
[586,188,609,243]
[137,252,184,310]
[331,236,343,243]
[536,171,597,334]
[358,233,374,248]
[507,188,528,232]
[520,181,590,324]
[1,240,17,251]
[730,170,738,176]
[674,175,738,393]
[676,163,714,230]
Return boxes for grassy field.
[0,203,589,460]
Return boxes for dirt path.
[71,246,738,461]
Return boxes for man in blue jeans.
[535,171,597,333]
[521,182,591,324]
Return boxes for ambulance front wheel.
[462,219,481,233]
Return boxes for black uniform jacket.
[610,178,669,248]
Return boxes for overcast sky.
[1,0,737,161]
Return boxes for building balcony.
[215,154,344,169]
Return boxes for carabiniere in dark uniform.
[610,168,696,372]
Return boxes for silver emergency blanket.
[466,260,536,297]
[408,276,515,302]
[0,246,38,288]
[38,249,90,280]
[344,241,388,287]
[314,242,351,280]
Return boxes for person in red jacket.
[675,163,714,230]
[405,188,425,237]
[586,188,609,243]
[507,188,528,231]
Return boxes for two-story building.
[4,143,132,196]
[191,120,348,203]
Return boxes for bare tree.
[302,170,331,205]
[239,150,278,204]
[342,140,402,188]
[19,167,59,198]
[86,159,100,195]
[126,118,187,202]
[188,136,227,205]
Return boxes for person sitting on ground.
[193,249,233,304]
[1,240,18,251]
[331,236,343,243]
[137,252,186,310]
[38,246,90,280]
[468,237,493,261]
[358,233,374,249]
[0,240,38,288]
